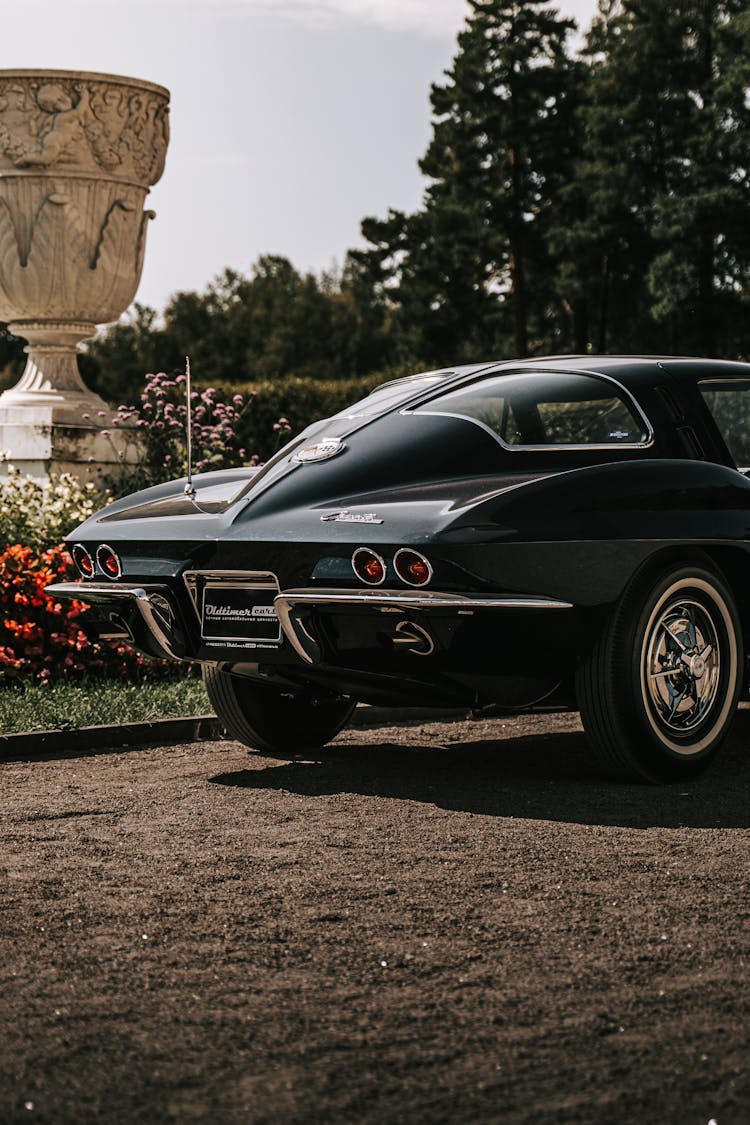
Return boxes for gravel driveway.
[1,710,748,1124]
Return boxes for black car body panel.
[49,357,750,726]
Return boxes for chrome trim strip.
[277,590,573,610]
[45,581,179,661]
[46,580,140,601]
[274,588,573,666]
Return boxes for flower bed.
[0,544,173,685]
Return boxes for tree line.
[2,0,749,399]
[358,0,750,366]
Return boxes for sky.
[2,0,600,316]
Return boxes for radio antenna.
[184,355,196,499]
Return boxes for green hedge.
[196,371,408,461]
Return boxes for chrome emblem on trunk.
[294,437,345,463]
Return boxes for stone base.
[0,403,141,487]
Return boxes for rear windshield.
[335,374,447,419]
[699,380,750,469]
[412,370,650,448]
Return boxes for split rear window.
[412,370,650,449]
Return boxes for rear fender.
[445,459,750,543]
[438,460,750,610]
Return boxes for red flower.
[0,543,174,684]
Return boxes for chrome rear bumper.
[45,581,181,661]
[46,579,573,667]
[274,588,573,664]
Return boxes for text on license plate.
[200,582,282,645]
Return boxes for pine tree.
[361,0,583,362]
[647,0,750,355]
[553,1,691,352]
[564,0,750,355]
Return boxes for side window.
[413,371,650,448]
[699,381,750,470]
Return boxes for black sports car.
[48,356,750,782]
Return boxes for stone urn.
[0,69,169,480]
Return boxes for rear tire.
[203,666,355,754]
[576,562,743,782]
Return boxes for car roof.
[358,356,750,436]
[481,355,750,376]
[429,355,750,392]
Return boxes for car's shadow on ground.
[210,713,750,830]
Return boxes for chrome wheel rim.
[643,595,721,740]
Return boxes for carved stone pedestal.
[0,402,140,486]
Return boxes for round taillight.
[394,548,433,587]
[96,544,122,580]
[71,544,95,578]
[352,547,386,586]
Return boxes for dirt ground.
[1,709,748,1125]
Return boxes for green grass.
[0,677,213,736]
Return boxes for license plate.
[200,581,282,645]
